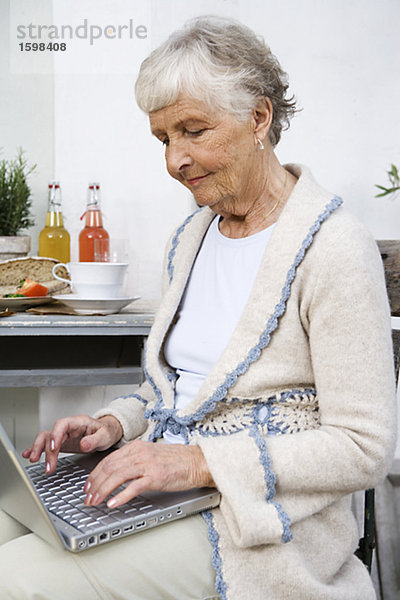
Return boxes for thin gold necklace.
[262,170,288,224]
[219,170,289,238]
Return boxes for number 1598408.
[19,42,67,51]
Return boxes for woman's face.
[149,97,264,215]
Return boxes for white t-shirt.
[163,216,275,443]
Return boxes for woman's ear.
[252,97,273,144]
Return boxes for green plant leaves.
[375,163,400,198]
[0,148,36,236]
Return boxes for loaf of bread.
[0,257,71,296]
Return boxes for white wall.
[48,0,400,299]
[5,0,400,297]
[0,0,54,244]
[2,0,400,454]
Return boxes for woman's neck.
[217,152,297,239]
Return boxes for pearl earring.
[257,138,264,150]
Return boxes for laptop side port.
[135,520,146,529]
[88,535,97,546]
[123,524,134,533]
[99,532,109,543]
[111,528,121,538]
[176,508,183,515]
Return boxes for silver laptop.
[0,423,220,552]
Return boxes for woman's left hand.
[83,440,215,508]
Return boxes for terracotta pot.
[0,236,31,261]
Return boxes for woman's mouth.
[187,174,210,186]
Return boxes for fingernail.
[85,493,93,505]
[50,439,55,451]
[84,480,91,492]
[46,462,50,473]
[107,498,116,508]
[92,493,100,505]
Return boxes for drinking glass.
[94,239,129,263]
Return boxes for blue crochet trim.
[251,388,318,435]
[193,423,247,438]
[166,370,178,384]
[202,510,228,600]
[145,403,190,443]
[249,425,293,543]
[131,393,149,407]
[187,388,316,438]
[145,387,317,440]
[144,197,341,440]
[143,364,164,405]
[167,207,203,284]
[109,393,149,406]
[142,362,184,441]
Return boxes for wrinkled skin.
[149,95,295,238]
[23,414,214,507]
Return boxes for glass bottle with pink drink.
[79,182,109,262]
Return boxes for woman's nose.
[166,142,193,177]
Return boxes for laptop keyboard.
[27,457,157,533]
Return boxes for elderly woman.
[0,16,396,600]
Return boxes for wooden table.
[0,312,154,388]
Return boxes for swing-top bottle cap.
[47,181,62,209]
[82,182,102,218]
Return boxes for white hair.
[135,16,297,146]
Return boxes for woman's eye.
[186,129,205,137]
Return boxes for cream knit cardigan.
[94,165,397,599]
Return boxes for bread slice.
[0,257,71,296]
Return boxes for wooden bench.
[355,241,400,597]
[373,241,400,600]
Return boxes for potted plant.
[0,149,36,260]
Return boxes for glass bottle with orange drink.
[38,181,70,262]
[79,182,109,262]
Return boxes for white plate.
[0,296,55,311]
[52,295,140,315]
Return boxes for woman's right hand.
[22,414,123,474]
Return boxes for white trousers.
[0,508,220,600]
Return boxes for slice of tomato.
[16,278,49,297]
